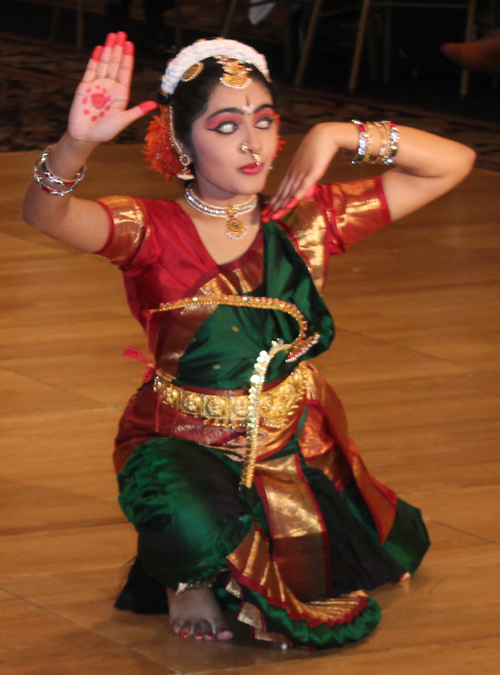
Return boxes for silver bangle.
[351,120,370,164]
[379,121,399,164]
[34,145,86,196]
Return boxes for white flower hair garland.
[161,38,271,97]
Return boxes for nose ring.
[241,143,262,164]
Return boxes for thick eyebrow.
[206,103,275,121]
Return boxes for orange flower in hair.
[275,114,285,158]
[143,105,182,181]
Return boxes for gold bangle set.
[351,119,400,165]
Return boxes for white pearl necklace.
[184,186,258,240]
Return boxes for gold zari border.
[281,197,328,293]
[154,362,307,430]
[255,454,327,601]
[97,196,148,267]
[227,526,369,626]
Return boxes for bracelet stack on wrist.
[351,120,400,165]
[34,146,86,196]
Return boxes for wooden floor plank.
[0,592,174,675]
[196,637,500,675]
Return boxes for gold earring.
[177,154,195,181]
[169,106,195,181]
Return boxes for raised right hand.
[67,32,157,144]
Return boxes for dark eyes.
[212,116,275,134]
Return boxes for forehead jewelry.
[217,56,251,89]
[184,185,258,240]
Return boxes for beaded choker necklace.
[184,186,258,240]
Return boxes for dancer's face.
[189,78,278,201]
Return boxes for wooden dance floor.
[2,139,500,674]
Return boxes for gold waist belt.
[153,362,308,430]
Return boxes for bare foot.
[167,587,233,641]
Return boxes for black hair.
[159,57,275,154]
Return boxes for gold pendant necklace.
[184,186,258,240]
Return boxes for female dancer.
[23,33,475,649]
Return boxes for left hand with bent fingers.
[264,123,346,221]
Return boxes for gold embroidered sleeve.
[95,196,148,267]
[280,196,328,293]
[320,177,391,252]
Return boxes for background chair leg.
[49,2,60,43]
[460,0,477,95]
[294,0,324,87]
[76,0,84,53]
[349,0,371,92]
[221,0,239,37]
[174,0,183,50]
[383,5,392,83]
[282,0,294,77]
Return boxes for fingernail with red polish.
[195,631,203,639]
[273,209,287,219]
[304,185,316,199]
[285,197,298,209]
[104,33,116,47]
[116,31,127,46]
[139,101,158,114]
[91,45,103,60]
[206,632,214,640]
[124,41,134,56]
[181,629,190,638]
